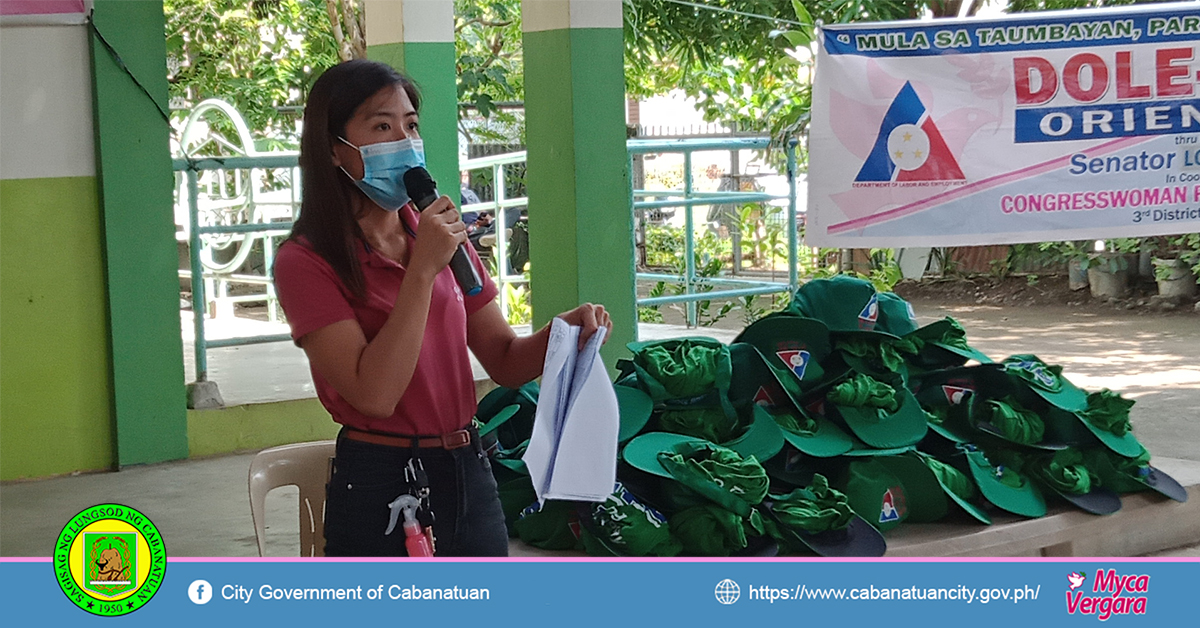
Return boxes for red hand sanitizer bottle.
[403,519,434,557]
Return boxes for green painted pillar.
[89,0,188,466]
[522,0,635,366]
[365,0,460,203]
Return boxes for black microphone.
[403,167,484,296]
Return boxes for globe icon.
[714,579,740,605]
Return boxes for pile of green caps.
[475,275,1185,557]
[739,275,1187,531]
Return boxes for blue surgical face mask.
[338,136,426,211]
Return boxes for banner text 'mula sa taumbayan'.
[808,2,1200,247]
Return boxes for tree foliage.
[455,0,524,117]
[165,0,340,145]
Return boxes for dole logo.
[855,82,965,183]
[942,385,972,405]
[858,294,879,330]
[879,487,905,523]
[776,349,811,381]
[753,386,775,407]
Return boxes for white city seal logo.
[714,579,740,605]
[188,579,213,605]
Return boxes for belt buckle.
[442,430,471,450]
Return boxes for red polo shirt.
[273,208,498,436]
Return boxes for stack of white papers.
[523,317,619,502]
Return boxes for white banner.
[808,3,1200,247]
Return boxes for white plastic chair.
[248,440,336,557]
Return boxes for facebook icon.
[188,579,213,605]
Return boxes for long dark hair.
[286,59,421,300]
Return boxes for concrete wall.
[2,1,187,480]
[0,23,114,479]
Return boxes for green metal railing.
[174,154,298,383]
[629,137,799,327]
[175,136,799,390]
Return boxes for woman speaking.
[274,59,611,556]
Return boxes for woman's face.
[332,83,420,180]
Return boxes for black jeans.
[323,427,509,557]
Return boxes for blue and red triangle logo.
[776,349,811,381]
[942,385,973,405]
[858,294,879,330]
[753,386,775,407]
[880,487,904,523]
[856,82,965,183]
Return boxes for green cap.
[512,499,581,551]
[994,448,1123,515]
[622,434,768,517]
[496,476,537,531]
[787,275,883,333]
[1083,446,1188,503]
[876,292,920,337]
[878,452,992,524]
[768,405,857,458]
[907,318,993,367]
[491,436,530,477]
[627,337,732,403]
[977,397,1052,448]
[476,382,539,451]
[963,389,1071,451]
[615,385,654,443]
[721,404,787,464]
[733,316,831,393]
[577,482,683,557]
[911,364,1009,444]
[820,374,929,449]
[1001,355,1089,412]
[669,502,769,557]
[727,342,854,458]
[651,381,785,464]
[761,474,887,557]
[834,458,909,531]
[958,446,1047,518]
[1068,389,1145,457]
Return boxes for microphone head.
[403,166,438,201]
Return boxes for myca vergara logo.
[54,504,166,616]
[1065,568,1149,621]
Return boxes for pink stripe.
[0,1,85,16]
[828,135,1151,235]
[161,556,1199,564]
[3,556,1193,563]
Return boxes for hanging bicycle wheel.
[177,99,263,274]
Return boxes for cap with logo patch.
[786,275,884,333]
[875,451,992,524]
[728,342,856,458]
[833,458,910,531]
[734,315,833,394]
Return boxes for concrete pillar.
[365,0,460,202]
[90,0,188,466]
[522,0,635,366]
